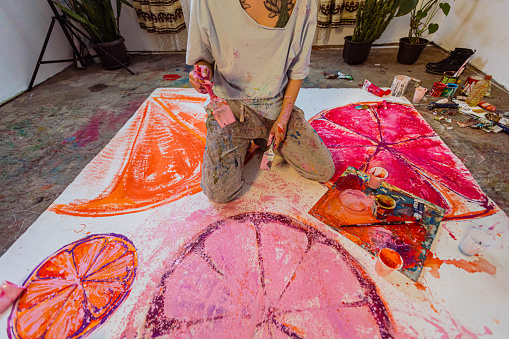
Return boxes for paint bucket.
[371,195,396,220]
[440,71,460,84]
[375,248,403,277]
[390,75,411,97]
[460,75,483,96]
[430,82,446,97]
[412,86,427,103]
[441,83,458,97]
[0,281,25,313]
[367,167,388,189]
[458,229,494,256]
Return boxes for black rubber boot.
[426,48,475,74]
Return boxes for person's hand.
[189,62,213,94]
[268,120,288,149]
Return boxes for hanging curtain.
[314,1,362,44]
[317,0,362,28]
[133,0,186,34]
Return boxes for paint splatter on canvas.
[7,234,137,339]
[2,89,508,339]
[142,213,394,338]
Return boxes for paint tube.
[413,199,425,221]
[362,80,391,97]
[478,101,496,112]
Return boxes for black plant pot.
[342,36,373,65]
[397,37,429,65]
[93,38,131,69]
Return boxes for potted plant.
[395,0,453,64]
[54,0,133,69]
[343,0,411,65]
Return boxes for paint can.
[441,83,458,97]
[375,248,403,277]
[458,229,494,256]
[390,75,411,97]
[430,82,446,97]
[371,195,396,220]
[367,167,388,189]
[460,75,483,96]
[440,71,460,84]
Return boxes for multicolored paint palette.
[310,167,445,281]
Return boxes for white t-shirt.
[186,0,317,119]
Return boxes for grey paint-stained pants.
[201,100,335,204]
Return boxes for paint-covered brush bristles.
[260,141,275,170]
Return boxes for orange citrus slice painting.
[7,234,138,339]
[50,89,208,217]
[143,213,394,338]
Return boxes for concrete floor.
[1,46,508,256]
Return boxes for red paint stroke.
[39,185,52,191]
[414,281,427,291]
[50,90,207,217]
[143,213,395,338]
[310,102,498,220]
[162,74,182,81]
[74,224,86,233]
[7,234,137,339]
[424,252,497,279]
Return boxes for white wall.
[0,0,73,104]
[433,0,509,89]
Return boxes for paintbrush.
[260,140,275,170]
[342,221,415,227]
[195,65,235,128]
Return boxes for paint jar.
[460,75,483,96]
[440,71,460,84]
[430,82,446,97]
[375,248,403,277]
[441,83,458,97]
[0,281,25,313]
[371,195,396,220]
[390,75,411,97]
[458,229,495,256]
[367,167,388,189]
[412,86,427,103]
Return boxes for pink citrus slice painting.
[143,213,394,338]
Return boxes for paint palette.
[310,167,445,281]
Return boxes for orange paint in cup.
[375,248,403,277]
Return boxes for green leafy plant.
[394,0,454,44]
[54,0,133,43]
[352,0,416,43]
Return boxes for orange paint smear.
[50,92,207,217]
[424,252,497,279]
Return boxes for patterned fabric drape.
[133,0,186,34]
[317,0,362,28]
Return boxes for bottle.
[466,75,492,107]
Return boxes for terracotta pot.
[397,37,428,65]
[342,36,373,65]
[93,38,130,69]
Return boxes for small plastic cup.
[367,167,388,189]
[459,229,495,256]
[375,248,403,277]
[412,86,427,103]
[430,82,446,97]
[0,281,25,313]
